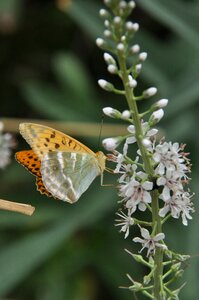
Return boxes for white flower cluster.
[104,108,194,249]
[0,122,15,169]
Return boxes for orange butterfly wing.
[15,150,53,197]
[19,123,95,160]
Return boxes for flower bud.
[96,38,105,47]
[139,52,147,62]
[149,109,164,124]
[107,64,118,74]
[135,64,142,73]
[156,98,168,108]
[128,1,136,9]
[104,53,116,65]
[98,79,114,92]
[128,75,137,88]
[131,44,140,54]
[103,107,121,118]
[104,20,110,27]
[122,110,131,119]
[102,137,122,151]
[119,1,127,9]
[113,16,122,25]
[117,43,125,52]
[99,9,109,19]
[132,22,139,32]
[143,87,157,98]
[104,29,111,38]
[142,138,152,148]
[126,21,135,31]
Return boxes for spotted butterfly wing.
[16,123,106,203]
[15,150,52,197]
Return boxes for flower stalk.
[96,1,194,299]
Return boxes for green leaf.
[138,0,199,49]
[66,0,103,39]
[0,186,116,296]
[53,53,100,119]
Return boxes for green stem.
[117,51,163,300]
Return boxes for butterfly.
[15,123,106,204]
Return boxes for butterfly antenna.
[97,114,104,150]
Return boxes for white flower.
[115,211,134,238]
[157,170,183,201]
[159,192,194,226]
[124,122,158,155]
[143,87,157,98]
[139,52,147,62]
[104,29,111,38]
[114,16,122,24]
[131,44,140,54]
[104,53,116,65]
[135,64,142,73]
[156,99,168,108]
[133,227,167,257]
[103,107,121,118]
[0,123,16,169]
[98,79,114,91]
[117,43,125,51]
[96,38,105,47]
[128,1,136,9]
[150,109,164,124]
[102,137,122,151]
[153,142,187,176]
[108,64,118,74]
[120,177,153,213]
[128,75,137,88]
[122,110,131,119]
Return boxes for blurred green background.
[0,0,199,299]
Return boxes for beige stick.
[0,199,35,216]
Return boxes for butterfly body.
[16,123,106,203]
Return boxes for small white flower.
[153,142,187,176]
[104,20,110,27]
[142,138,152,148]
[156,99,168,108]
[132,22,139,32]
[99,9,109,18]
[103,107,121,118]
[98,79,114,91]
[102,137,122,151]
[104,29,112,38]
[143,87,157,98]
[0,124,16,169]
[96,38,105,47]
[120,177,153,213]
[135,63,142,73]
[117,43,125,51]
[115,211,134,238]
[128,1,136,9]
[139,52,147,62]
[150,109,164,124]
[108,64,118,74]
[122,110,131,119]
[104,53,116,65]
[128,75,137,88]
[131,44,140,54]
[114,16,122,24]
[133,227,167,257]
[157,170,183,201]
[159,192,194,226]
[126,21,135,31]
[119,1,127,9]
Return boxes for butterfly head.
[95,151,106,173]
